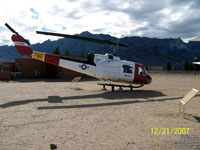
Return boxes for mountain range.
[0,31,200,68]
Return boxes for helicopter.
[5,23,180,91]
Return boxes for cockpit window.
[108,54,113,60]
[123,65,133,74]
[87,52,95,64]
[138,66,145,76]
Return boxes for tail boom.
[11,34,96,77]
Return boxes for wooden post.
[179,88,199,117]
[70,77,81,89]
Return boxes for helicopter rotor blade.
[36,31,128,47]
[128,45,182,62]
[5,23,18,35]
[5,23,30,45]
[36,30,182,62]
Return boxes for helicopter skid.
[97,83,144,92]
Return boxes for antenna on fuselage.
[112,35,124,56]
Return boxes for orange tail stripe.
[33,51,45,61]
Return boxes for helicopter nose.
[147,75,152,84]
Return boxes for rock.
[50,143,57,149]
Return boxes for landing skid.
[97,83,144,92]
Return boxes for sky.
[0,0,200,46]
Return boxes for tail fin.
[11,34,33,57]
[5,23,33,57]
[11,34,60,66]
[6,23,60,66]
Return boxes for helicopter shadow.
[0,89,184,110]
[0,90,164,109]
[37,93,200,110]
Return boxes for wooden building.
[0,56,90,80]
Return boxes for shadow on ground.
[1,91,199,110]
[184,114,200,123]
[1,90,167,109]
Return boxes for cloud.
[65,10,85,20]
[1,0,200,46]
[48,5,65,15]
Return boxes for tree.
[166,62,172,71]
[184,60,195,71]
[64,48,69,56]
[184,60,189,71]
[52,46,60,55]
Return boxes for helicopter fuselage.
[59,53,152,85]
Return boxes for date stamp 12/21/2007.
[151,128,190,135]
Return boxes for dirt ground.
[0,73,200,150]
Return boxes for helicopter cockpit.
[138,66,146,76]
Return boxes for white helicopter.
[5,23,180,91]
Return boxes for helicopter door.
[103,66,120,81]
[120,63,134,82]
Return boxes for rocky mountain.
[0,31,200,68]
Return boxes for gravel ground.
[0,73,200,150]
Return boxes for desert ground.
[0,73,200,150]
